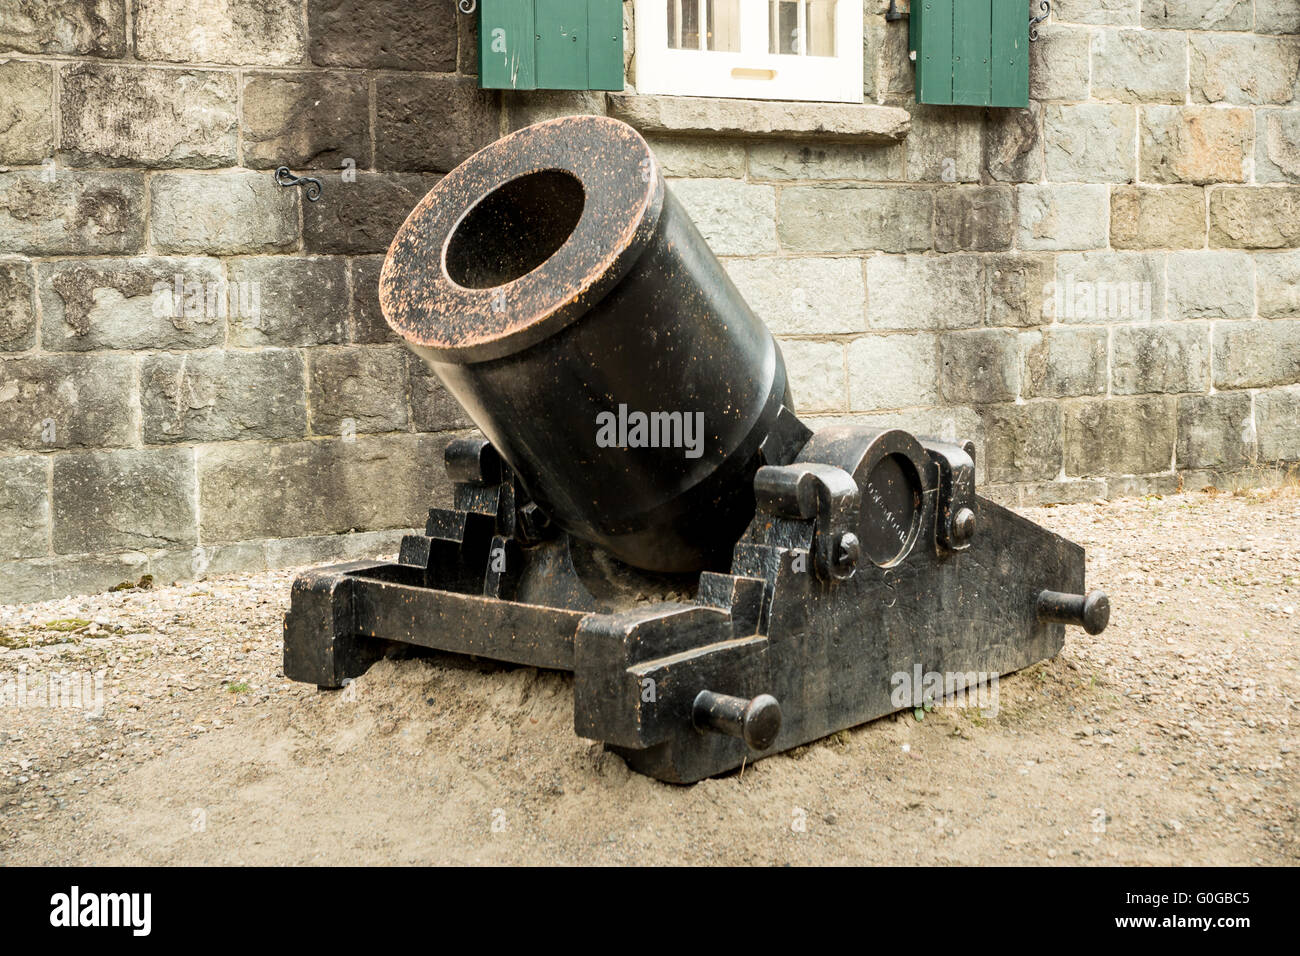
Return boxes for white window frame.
[634,1,863,104]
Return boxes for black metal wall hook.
[273,166,323,202]
[1029,0,1051,41]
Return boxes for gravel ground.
[0,488,1296,865]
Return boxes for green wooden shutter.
[910,0,1029,108]
[990,0,1030,107]
[479,0,624,92]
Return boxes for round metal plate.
[795,425,930,568]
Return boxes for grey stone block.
[1052,0,1138,26]
[52,447,197,553]
[0,354,134,451]
[1176,391,1254,470]
[1213,320,1300,388]
[0,559,54,606]
[504,90,606,132]
[826,404,985,475]
[870,17,915,98]
[0,61,54,164]
[262,532,346,569]
[977,483,1019,507]
[0,0,126,56]
[458,0,479,74]
[780,186,932,253]
[746,141,903,181]
[984,102,1042,184]
[242,71,370,170]
[724,257,865,335]
[1092,28,1187,103]
[1052,251,1164,323]
[1209,187,1300,249]
[303,173,436,255]
[904,104,983,183]
[59,64,237,167]
[227,257,348,346]
[407,355,473,433]
[1018,479,1108,506]
[1111,322,1211,395]
[350,255,402,345]
[1257,387,1300,462]
[1029,25,1091,101]
[1106,473,1183,498]
[1020,327,1107,398]
[1257,251,1300,318]
[1167,251,1254,319]
[938,329,1019,404]
[37,257,225,351]
[133,0,305,65]
[1064,396,1176,476]
[848,333,937,410]
[1256,0,1300,34]
[1017,184,1109,250]
[779,339,846,413]
[262,528,410,569]
[150,172,298,255]
[181,540,269,581]
[0,455,48,560]
[1141,0,1252,30]
[49,550,151,598]
[0,260,36,351]
[141,349,307,443]
[670,179,777,256]
[648,137,747,179]
[934,185,1015,252]
[984,254,1055,328]
[1190,34,1300,106]
[309,0,456,70]
[1257,109,1300,184]
[375,75,500,173]
[867,254,983,330]
[307,346,408,435]
[197,434,453,542]
[1043,104,1137,183]
[0,171,144,255]
[978,401,1063,483]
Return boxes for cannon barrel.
[380,116,790,573]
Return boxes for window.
[635,0,863,103]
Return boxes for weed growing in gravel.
[43,619,92,632]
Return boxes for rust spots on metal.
[379,115,664,365]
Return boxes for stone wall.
[0,0,485,602]
[1,0,1298,603]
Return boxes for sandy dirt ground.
[1,489,1296,865]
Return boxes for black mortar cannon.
[284,116,1109,783]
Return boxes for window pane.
[707,0,740,52]
[770,1,798,55]
[804,0,836,57]
[667,1,702,49]
[681,0,700,49]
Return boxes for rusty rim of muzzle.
[379,115,665,364]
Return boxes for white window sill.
[606,93,911,143]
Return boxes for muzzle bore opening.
[443,169,586,290]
